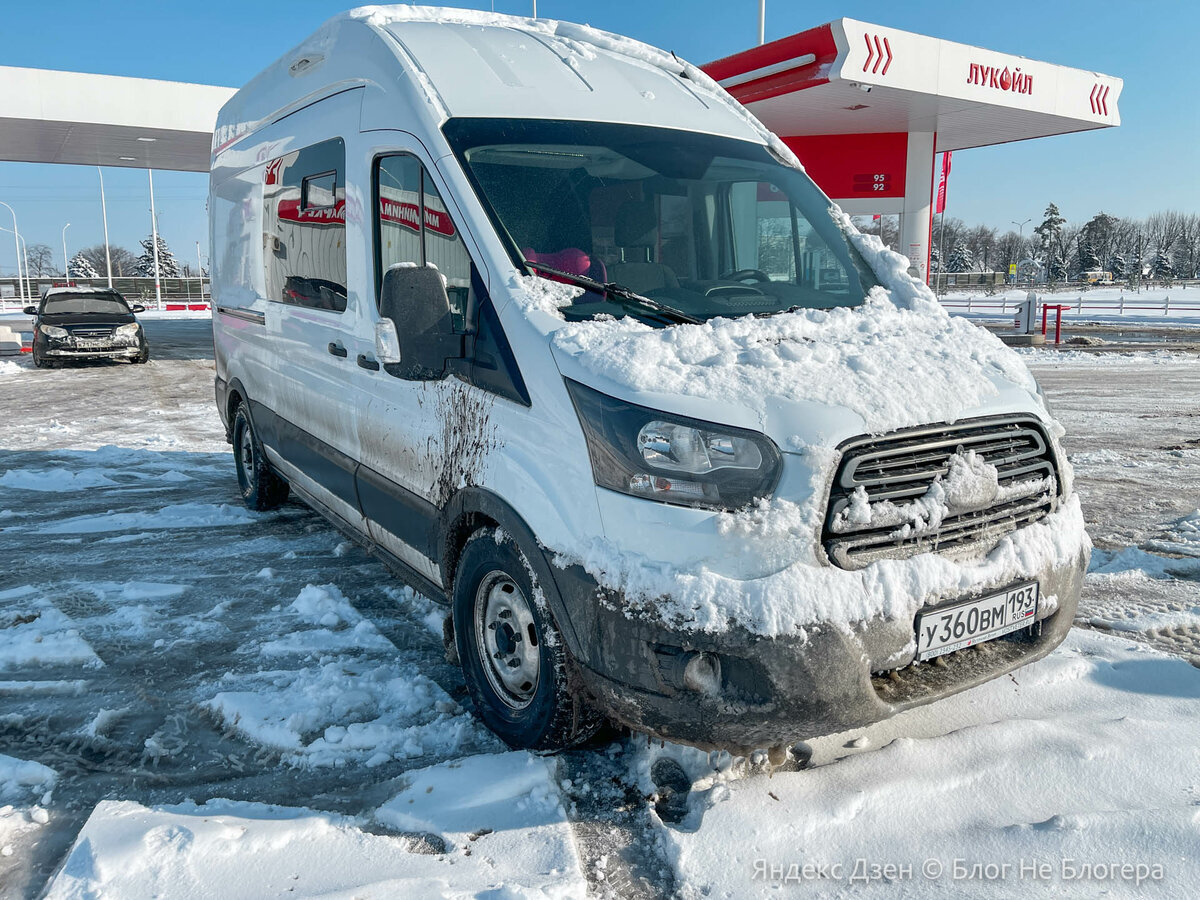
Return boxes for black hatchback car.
[26,288,149,367]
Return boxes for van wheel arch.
[225,379,250,437]
[439,488,586,661]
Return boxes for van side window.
[264,138,347,312]
[375,154,472,331]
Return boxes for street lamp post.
[97,167,113,287]
[0,225,30,303]
[0,200,24,302]
[62,223,72,282]
[196,241,205,300]
[1011,218,1032,284]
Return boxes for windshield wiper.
[524,260,700,325]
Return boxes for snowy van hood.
[547,292,1046,451]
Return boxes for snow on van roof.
[214,6,798,168]
[349,5,800,166]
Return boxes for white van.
[210,8,1090,755]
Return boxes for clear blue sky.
[0,0,1193,276]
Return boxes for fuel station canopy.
[703,18,1122,280]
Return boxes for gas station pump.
[1013,292,1038,334]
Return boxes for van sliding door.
[260,135,365,530]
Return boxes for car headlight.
[565,379,782,510]
[40,324,69,338]
[114,323,140,337]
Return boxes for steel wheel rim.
[238,426,255,480]
[473,570,541,710]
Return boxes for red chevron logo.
[1089,83,1110,116]
[862,33,893,76]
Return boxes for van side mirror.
[23,306,38,316]
[379,265,464,380]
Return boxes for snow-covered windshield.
[445,118,877,324]
[42,294,131,315]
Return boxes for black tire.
[133,343,149,364]
[453,528,603,751]
[32,345,56,369]
[232,402,289,510]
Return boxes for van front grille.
[823,417,1059,570]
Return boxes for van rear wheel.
[453,528,602,751]
[232,402,289,510]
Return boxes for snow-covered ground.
[2,318,1199,898]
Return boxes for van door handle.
[356,354,380,371]
[327,342,348,358]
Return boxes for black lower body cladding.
[548,547,1088,754]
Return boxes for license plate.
[75,339,108,349]
[915,582,1039,661]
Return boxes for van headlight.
[565,379,782,510]
[114,324,140,338]
[40,324,68,338]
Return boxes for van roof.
[214,6,788,162]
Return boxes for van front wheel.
[453,529,602,751]
[232,402,289,511]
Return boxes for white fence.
[939,292,1200,321]
[0,276,210,312]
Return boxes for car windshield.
[42,294,131,315]
[444,118,878,324]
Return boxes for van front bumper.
[551,546,1087,754]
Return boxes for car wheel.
[133,344,149,364]
[32,345,56,369]
[453,527,603,751]
[232,402,289,510]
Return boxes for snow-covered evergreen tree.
[134,234,181,278]
[1109,253,1127,279]
[946,242,974,272]
[1150,248,1174,281]
[1076,238,1100,273]
[1046,251,1068,283]
[1034,203,1066,282]
[67,252,99,279]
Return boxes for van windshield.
[444,118,877,324]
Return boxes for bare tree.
[1174,213,1200,279]
[77,244,137,279]
[965,224,998,271]
[25,243,58,277]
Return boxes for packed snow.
[654,631,1200,898]
[0,588,104,671]
[0,755,55,804]
[0,754,56,869]
[45,753,585,899]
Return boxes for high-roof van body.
[210,7,1089,753]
